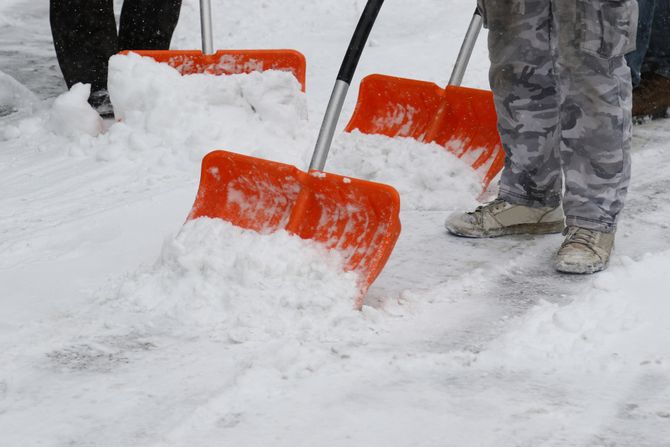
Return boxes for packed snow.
[2,0,670,446]
[109,217,363,340]
[477,249,670,372]
[0,70,38,117]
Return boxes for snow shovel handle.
[448,8,483,86]
[200,0,214,55]
[424,9,484,143]
[309,0,385,172]
[336,0,385,85]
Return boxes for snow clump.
[109,217,362,342]
[0,70,38,117]
[47,83,103,137]
[104,52,309,166]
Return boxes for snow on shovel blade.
[187,150,401,307]
[120,49,307,91]
[345,74,505,187]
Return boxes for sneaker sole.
[554,259,608,274]
[445,221,565,238]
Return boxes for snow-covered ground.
[1,1,670,446]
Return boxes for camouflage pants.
[480,0,637,232]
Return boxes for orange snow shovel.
[345,9,505,187]
[187,0,400,308]
[121,0,307,90]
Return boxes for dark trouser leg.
[49,0,118,92]
[118,0,183,51]
[625,0,656,87]
[645,0,670,79]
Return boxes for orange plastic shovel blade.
[188,150,402,307]
[345,74,505,187]
[121,49,307,91]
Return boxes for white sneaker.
[445,198,565,238]
[554,226,615,274]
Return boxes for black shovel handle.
[336,0,385,85]
[310,0,385,171]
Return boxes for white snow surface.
[110,217,362,341]
[48,83,103,137]
[2,1,670,446]
[477,250,670,372]
[0,70,38,117]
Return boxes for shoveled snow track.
[3,132,669,445]
[0,0,66,101]
[3,0,670,446]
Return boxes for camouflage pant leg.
[555,0,635,232]
[482,0,563,209]
[481,0,636,232]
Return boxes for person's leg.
[487,0,563,209]
[625,0,655,87]
[50,0,118,93]
[118,0,183,51]
[631,0,670,119]
[645,0,670,79]
[553,0,634,231]
[444,0,565,238]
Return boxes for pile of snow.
[104,52,309,166]
[105,217,365,342]
[474,250,670,373]
[2,52,484,211]
[47,83,102,137]
[331,131,483,211]
[1,53,310,171]
[0,70,38,118]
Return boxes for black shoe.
[88,89,114,119]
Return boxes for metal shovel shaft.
[424,9,484,142]
[309,0,385,172]
[310,80,350,172]
[200,0,214,55]
[448,8,483,87]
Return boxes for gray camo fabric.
[479,0,638,232]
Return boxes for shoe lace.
[562,226,598,249]
[468,198,506,224]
